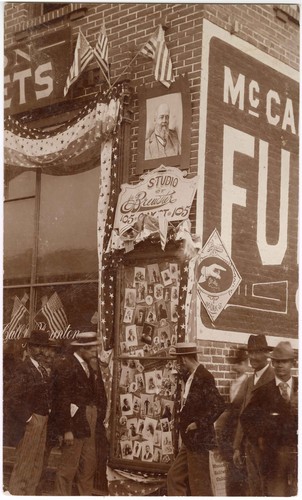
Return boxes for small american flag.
[64,30,94,96]
[94,23,110,82]
[140,27,158,60]
[42,292,68,333]
[8,295,28,333]
[154,25,174,88]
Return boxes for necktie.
[38,364,48,379]
[279,382,289,401]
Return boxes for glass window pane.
[5,171,36,200]
[4,199,35,284]
[34,283,98,338]
[37,168,99,282]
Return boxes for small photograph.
[133,396,141,414]
[154,284,164,301]
[136,281,147,302]
[161,400,174,420]
[154,429,162,447]
[162,431,173,455]
[123,307,134,324]
[142,416,157,441]
[158,325,171,348]
[127,418,139,439]
[161,269,173,287]
[160,418,170,433]
[147,264,161,283]
[154,369,163,391]
[141,441,154,462]
[169,263,179,281]
[133,441,142,459]
[141,323,154,345]
[141,394,154,417]
[120,341,128,355]
[171,285,179,302]
[135,373,145,391]
[134,306,146,326]
[145,295,153,306]
[153,447,162,463]
[163,287,171,302]
[120,440,133,459]
[125,325,138,346]
[145,306,156,323]
[136,418,145,435]
[156,300,168,320]
[120,394,133,415]
[119,416,128,427]
[134,267,146,283]
[119,365,135,389]
[135,349,144,358]
[145,371,157,394]
[168,301,178,323]
[147,283,154,296]
[129,382,137,393]
[125,288,136,308]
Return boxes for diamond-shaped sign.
[197,229,242,322]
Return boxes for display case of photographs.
[109,257,182,473]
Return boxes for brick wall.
[4,3,299,398]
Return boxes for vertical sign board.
[196,20,299,342]
[4,27,71,115]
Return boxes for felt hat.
[247,334,271,352]
[70,331,101,347]
[27,329,50,347]
[270,341,295,360]
[173,342,201,356]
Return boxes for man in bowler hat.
[167,342,225,496]
[233,334,274,495]
[240,341,297,496]
[6,329,58,495]
[54,331,107,495]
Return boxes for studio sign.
[114,166,199,234]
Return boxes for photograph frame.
[137,75,191,173]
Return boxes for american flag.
[154,25,174,88]
[64,30,94,96]
[4,96,119,173]
[94,23,110,83]
[42,292,68,333]
[8,294,28,334]
[139,25,174,88]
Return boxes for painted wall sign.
[4,27,71,115]
[197,229,241,322]
[114,166,198,234]
[196,20,299,339]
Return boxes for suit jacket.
[52,354,107,439]
[4,357,50,446]
[145,129,180,159]
[233,365,275,450]
[240,377,298,451]
[179,364,225,452]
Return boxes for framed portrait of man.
[137,75,191,173]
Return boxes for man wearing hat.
[6,329,58,495]
[233,334,274,495]
[166,342,225,496]
[240,341,298,496]
[53,331,107,495]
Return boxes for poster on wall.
[196,20,299,341]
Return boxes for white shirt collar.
[30,357,40,370]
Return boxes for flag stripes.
[94,25,110,80]
[64,31,94,96]
[154,25,174,88]
[140,28,158,59]
[8,297,28,333]
[42,292,68,333]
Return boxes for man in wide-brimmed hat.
[233,334,274,495]
[6,329,59,495]
[166,342,225,496]
[53,331,107,496]
[241,341,297,496]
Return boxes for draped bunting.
[4,90,120,177]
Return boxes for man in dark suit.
[233,334,274,495]
[167,342,225,496]
[6,329,57,495]
[240,341,298,496]
[54,331,107,495]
